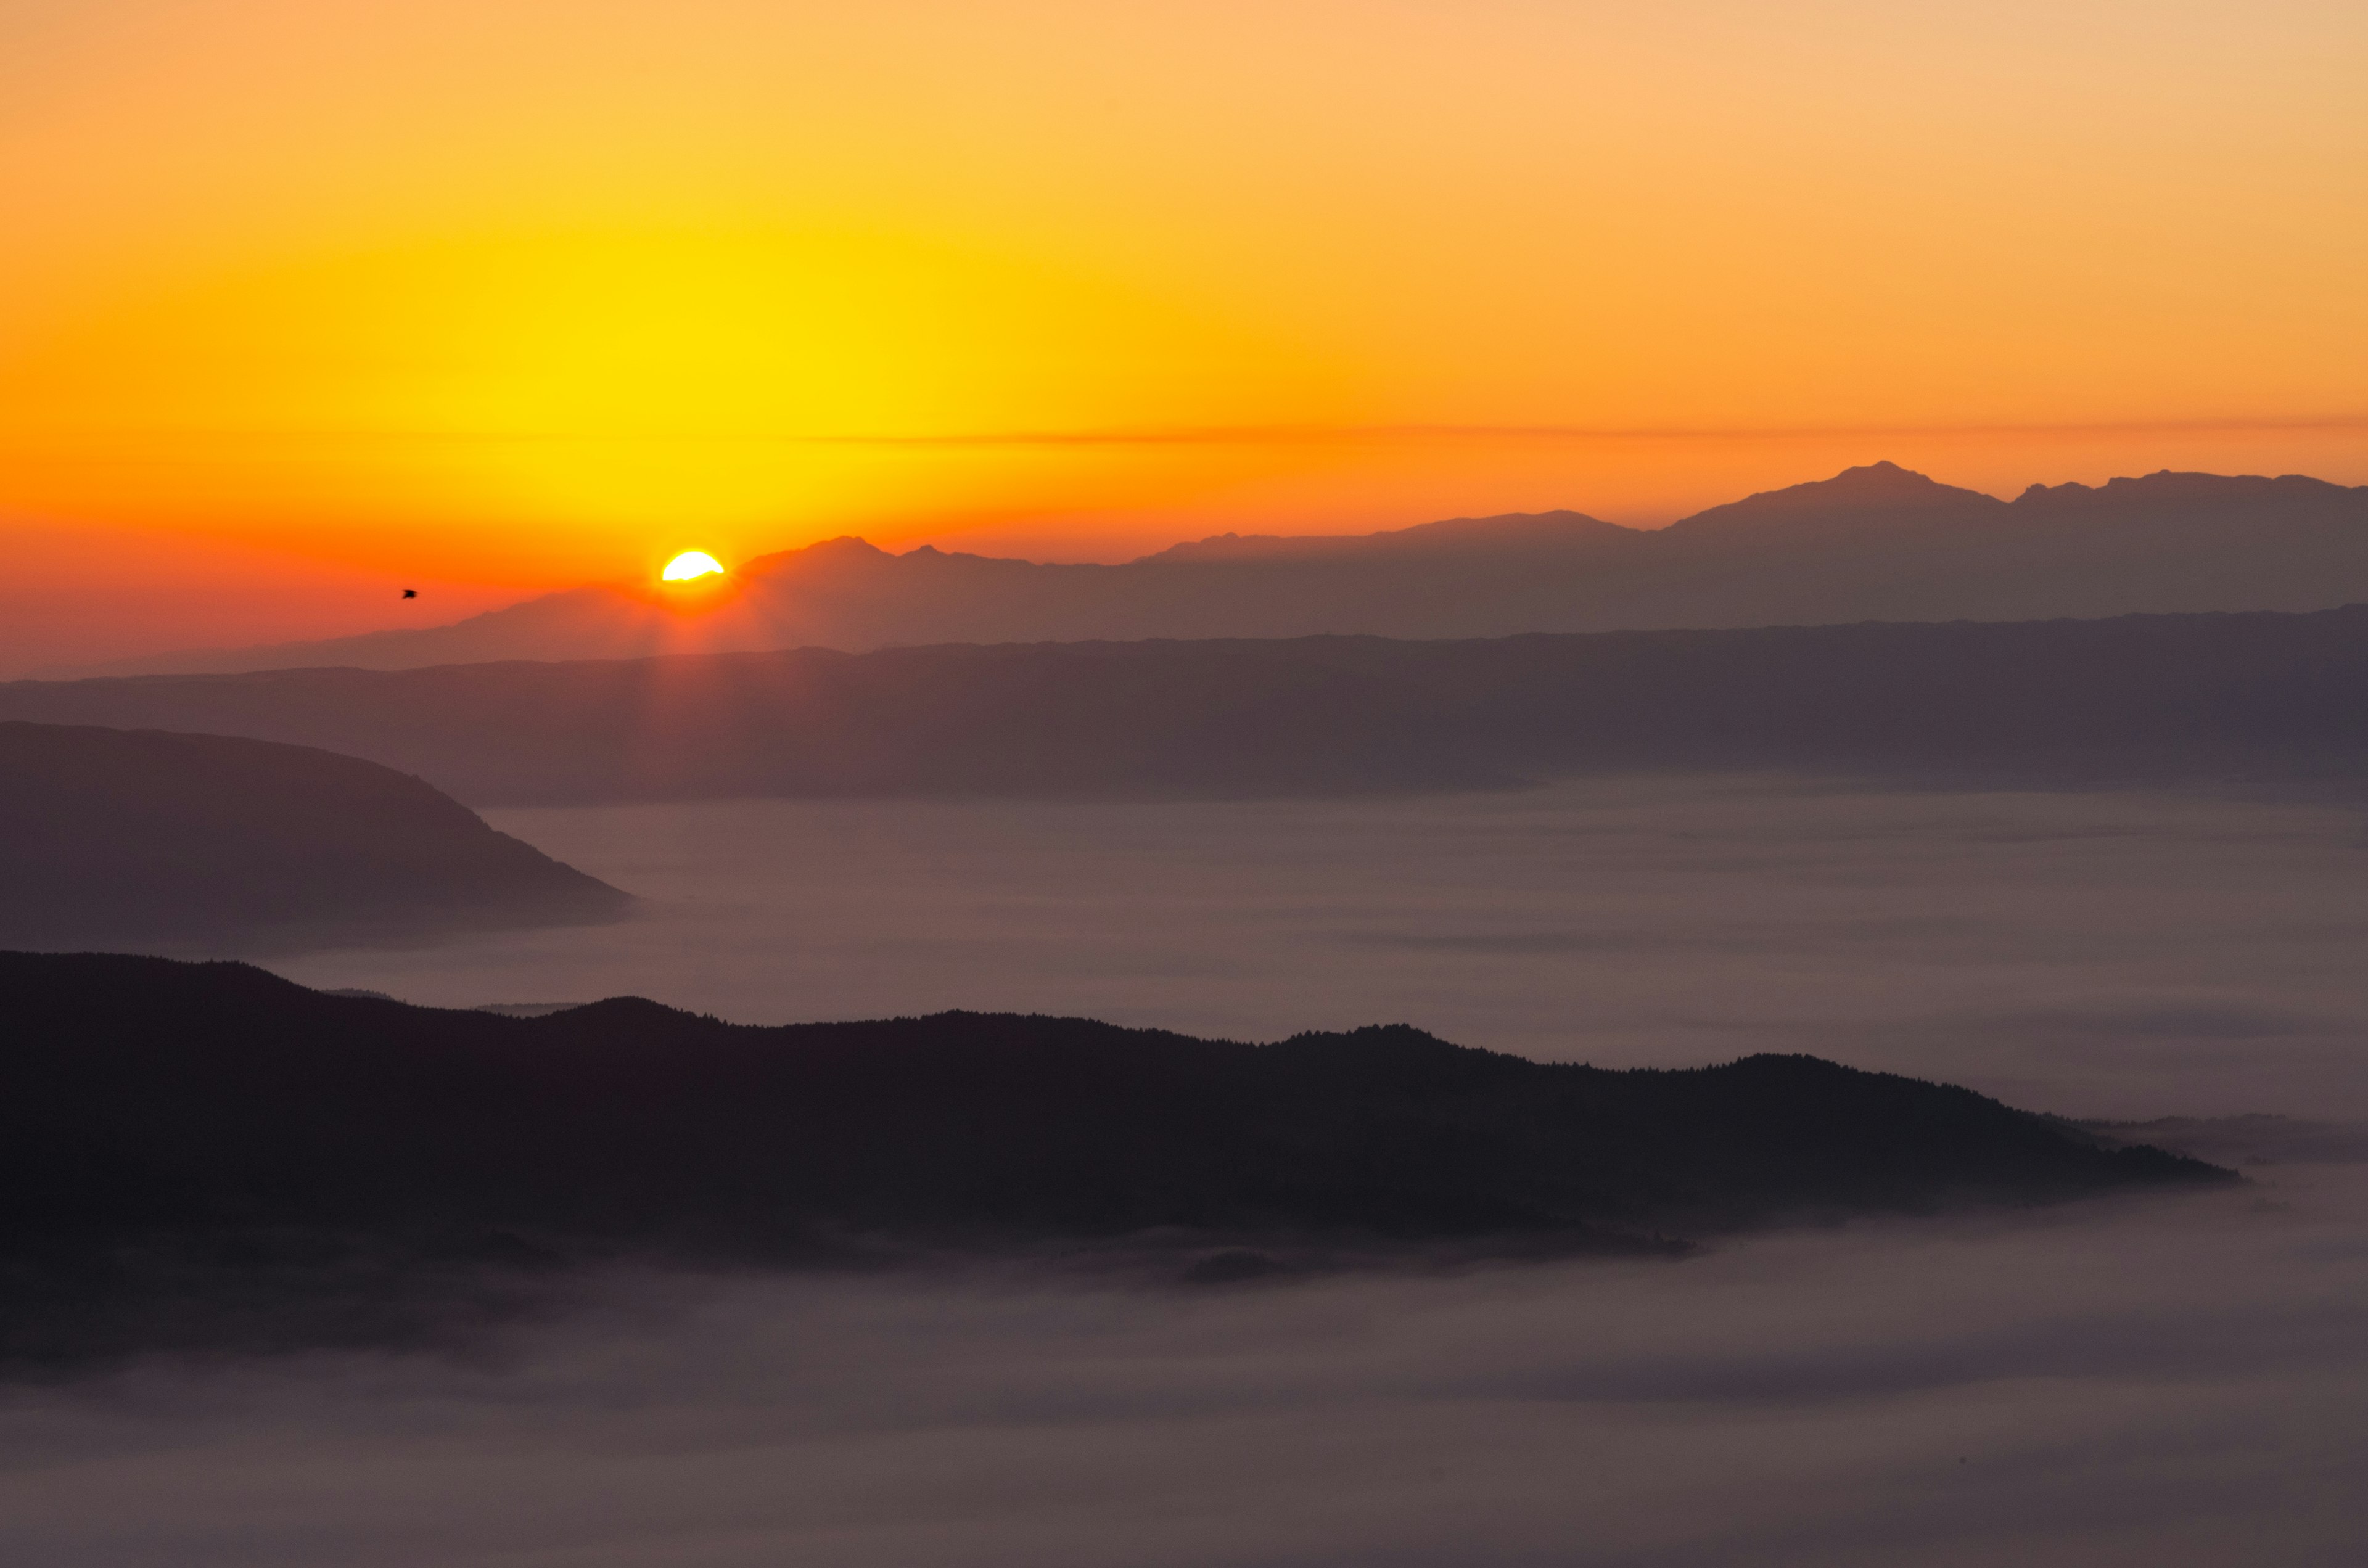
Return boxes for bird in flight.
[401,588,417,599]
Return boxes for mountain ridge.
[0,951,2227,1363]
[9,605,2368,805]
[49,464,2368,678]
[0,721,631,950]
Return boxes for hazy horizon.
[17,458,2368,678]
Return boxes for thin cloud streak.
[25,415,2368,448]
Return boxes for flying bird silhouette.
[401,589,417,599]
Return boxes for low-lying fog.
[17,779,2367,1562]
[289,776,2368,1119]
[6,1162,2362,1565]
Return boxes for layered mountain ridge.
[63,464,2368,677]
[10,605,2368,805]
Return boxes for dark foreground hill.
[67,464,2368,676]
[6,605,2368,803]
[0,723,631,951]
[1,953,2224,1364]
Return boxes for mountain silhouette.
[7,605,2368,805]
[0,722,631,951]
[0,952,2225,1363]
[54,465,2368,677]
[1671,460,2003,535]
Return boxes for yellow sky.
[2,0,2364,602]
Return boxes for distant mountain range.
[8,605,2368,805]
[0,722,630,950]
[62,464,2368,676]
[1,952,2224,1363]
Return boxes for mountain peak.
[790,535,890,561]
[1671,462,2006,534]
[1758,461,1962,503]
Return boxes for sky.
[3,0,2366,657]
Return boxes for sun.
[661,551,726,583]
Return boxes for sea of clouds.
[4,1159,2361,1566]
[10,778,2365,1562]
[289,777,2368,1118]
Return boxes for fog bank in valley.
[282,778,2368,1119]
[13,777,2363,1563]
[2,1161,2360,1566]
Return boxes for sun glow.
[661,551,725,583]
[1,0,2364,615]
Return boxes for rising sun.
[661,551,726,583]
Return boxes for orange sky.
[3,0,2365,665]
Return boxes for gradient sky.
[3,1,2364,659]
